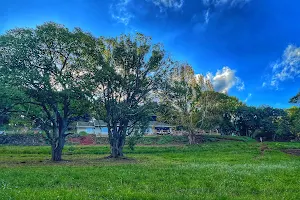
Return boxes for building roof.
[76,120,106,127]
[93,120,107,126]
[149,121,175,128]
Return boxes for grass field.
[0,141,300,199]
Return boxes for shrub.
[127,136,140,150]
[79,131,88,136]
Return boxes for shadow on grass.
[0,155,139,167]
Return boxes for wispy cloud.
[151,0,184,11]
[203,0,251,8]
[110,0,184,25]
[264,44,300,89]
[110,0,134,25]
[244,93,252,103]
[204,66,245,93]
[204,9,210,24]
[194,0,250,27]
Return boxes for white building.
[71,120,174,136]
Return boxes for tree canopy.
[158,64,215,144]
[0,22,97,160]
[91,34,170,157]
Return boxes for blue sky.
[1,0,300,108]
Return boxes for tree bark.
[109,136,125,158]
[188,131,196,145]
[52,144,63,161]
[50,121,67,161]
[108,123,127,158]
[51,135,65,161]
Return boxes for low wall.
[0,134,254,146]
[0,134,47,146]
[66,135,189,145]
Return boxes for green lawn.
[0,141,300,200]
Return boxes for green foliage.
[287,106,300,140]
[0,22,97,160]
[289,91,300,104]
[67,145,76,153]
[158,87,299,142]
[158,89,298,142]
[0,83,27,127]
[78,131,88,136]
[127,135,141,151]
[1,21,299,164]
[216,105,293,141]
[198,91,244,132]
[92,33,171,157]
[158,64,215,144]
[274,117,291,140]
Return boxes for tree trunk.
[110,136,125,158]
[188,131,196,145]
[51,135,65,161]
[50,122,67,162]
[108,125,126,158]
[108,120,129,158]
[52,144,63,161]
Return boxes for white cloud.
[203,0,251,7]
[110,0,184,25]
[236,79,245,91]
[266,44,300,88]
[110,0,134,25]
[204,9,210,24]
[151,0,184,11]
[244,93,252,103]
[204,66,245,93]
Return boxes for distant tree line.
[0,22,299,161]
[157,70,300,142]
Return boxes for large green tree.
[229,106,286,140]
[0,22,96,161]
[199,92,243,135]
[160,64,214,144]
[92,34,170,158]
[288,97,300,140]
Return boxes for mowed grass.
[0,141,300,200]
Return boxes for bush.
[157,135,175,145]
[79,131,88,136]
[127,135,141,150]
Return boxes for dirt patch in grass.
[282,149,300,156]
[253,144,270,159]
[99,156,136,163]
[260,144,270,154]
